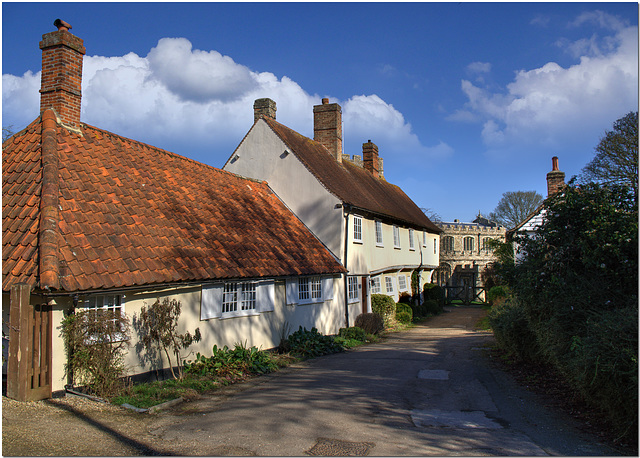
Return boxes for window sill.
[353,240,363,245]
[219,310,261,320]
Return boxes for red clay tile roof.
[262,117,442,234]
[3,112,345,293]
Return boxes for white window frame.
[289,276,328,305]
[83,294,126,342]
[353,215,363,244]
[371,276,381,294]
[385,276,395,293]
[201,280,275,320]
[398,275,408,291]
[409,229,415,251]
[423,231,427,248]
[434,237,438,254]
[375,220,384,247]
[393,225,401,249]
[348,276,359,303]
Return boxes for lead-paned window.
[463,236,474,251]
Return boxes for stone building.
[435,214,506,299]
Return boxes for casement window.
[463,236,474,251]
[284,277,334,305]
[423,231,427,248]
[82,294,126,341]
[370,276,381,294]
[375,220,384,246]
[434,238,438,254]
[353,215,363,243]
[442,236,454,252]
[348,276,359,303]
[201,280,275,320]
[398,275,407,291]
[482,237,493,252]
[222,282,256,314]
[393,225,401,249]
[385,276,395,293]
[409,229,415,250]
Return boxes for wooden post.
[7,283,32,401]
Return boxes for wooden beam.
[7,283,32,401]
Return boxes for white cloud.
[467,62,491,74]
[2,37,429,164]
[453,12,638,153]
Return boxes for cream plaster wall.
[26,276,345,393]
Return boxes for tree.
[420,207,441,223]
[134,298,201,379]
[489,191,543,229]
[3,125,15,142]
[579,111,638,198]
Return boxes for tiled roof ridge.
[260,117,343,199]
[39,109,61,290]
[79,122,268,185]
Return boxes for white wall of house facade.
[19,275,343,393]
[347,214,439,303]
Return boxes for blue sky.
[3,2,638,223]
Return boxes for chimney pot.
[54,18,72,31]
[322,98,329,105]
[546,156,565,196]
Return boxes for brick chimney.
[253,98,276,122]
[362,140,380,178]
[546,156,565,196]
[39,19,86,127]
[313,98,343,163]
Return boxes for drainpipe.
[342,204,350,327]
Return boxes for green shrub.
[487,300,540,361]
[279,327,343,359]
[371,294,396,326]
[395,302,413,323]
[338,326,368,341]
[423,284,445,307]
[185,343,279,378]
[487,285,510,305]
[61,309,131,398]
[398,292,412,304]
[354,313,384,335]
[424,299,443,315]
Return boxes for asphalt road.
[2,306,623,456]
[142,306,619,456]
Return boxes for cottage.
[2,21,346,400]
[223,98,441,320]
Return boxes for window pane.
[375,221,383,245]
[223,283,238,313]
[241,282,256,311]
[311,278,322,299]
[298,278,310,300]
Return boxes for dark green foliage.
[279,327,344,359]
[487,300,539,360]
[371,294,396,326]
[487,285,509,305]
[423,284,444,305]
[335,326,377,348]
[354,313,384,335]
[184,343,279,378]
[490,181,638,442]
[395,302,413,323]
[61,309,131,398]
[423,299,442,315]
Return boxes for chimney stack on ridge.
[313,98,343,163]
[362,140,380,178]
[253,98,276,122]
[546,156,565,196]
[39,19,85,127]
